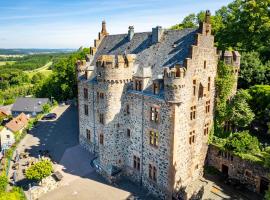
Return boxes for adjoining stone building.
[207,145,270,195]
[76,11,240,199]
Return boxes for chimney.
[205,10,211,24]
[128,26,134,41]
[152,26,163,44]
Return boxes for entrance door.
[221,164,229,176]
[260,177,269,194]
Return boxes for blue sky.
[0,0,232,48]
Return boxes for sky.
[0,0,233,49]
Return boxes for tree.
[42,103,51,114]
[31,72,45,84]
[248,85,270,134]
[35,49,88,101]
[238,52,269,88]
[224,131,260,154]
[25,159,53,181]
[215,0,270,56]
[227,89,255,129]
[170,14,197,30]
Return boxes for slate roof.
[11,97,49,113]
[92,28,198,77]
[5,113,29,132]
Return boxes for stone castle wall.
[76,17,238,199]
[207,145,270,193]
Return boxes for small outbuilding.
[11,97,49,117]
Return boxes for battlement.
[221,50,241,68]
[96,54,135,83]
[163,66,186,103]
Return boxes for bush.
[224,131,260,154]
[42,103,51,114]
[0,174,8,192]
[25,159,53,181]
[0,187,26,200]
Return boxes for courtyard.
[8,104,157,200]
[7,103,262,200]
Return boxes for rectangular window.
[97,92,100,103]
[149,131,158,147]
[204,60,207,69]
[135,80,143,91]
[127,129,131,138]
[206,100,210,113]
[126,104,130,114]
[208,77,211,91]
[83,88,88,99]
[153,83,159,95]
[193,80,196,96]
[204,123,209,135]
[97,92,104,102]
[133,156,140,171]
[190,106,196,120]
[99,133,104,145]
[84,104,89,116]
[189,130,195,145]
[86,129,91,142]
[100,92,104,99]
[150,107,159,123]
[99,113,104,124]
[149,164,157,182]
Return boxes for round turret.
[163,67,186,103]
[96,54,135,84]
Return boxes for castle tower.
[168,11,218,199]
[221,50,241,95]
[164,66,186,104]
[95,54,135,175]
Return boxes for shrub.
[224,131,260,154]
[0,174,8,192]
[42,103,51,114]
[25,159,53,181]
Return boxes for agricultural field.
[28,61,53,78]
[0,61,16,66]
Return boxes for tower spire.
[101,20,108,36]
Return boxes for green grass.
[27,61,53,78]
[0,61,15,66]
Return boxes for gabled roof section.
[11,97,49,113]
[5,113,29,133]
[92,28,197,69]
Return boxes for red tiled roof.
[5,113,29,133]
[0,109,10,117]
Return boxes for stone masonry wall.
[207,145,270,193]
[171,21,218,198]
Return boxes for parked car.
[42,113,57,120]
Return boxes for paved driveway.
[12,105,155,200]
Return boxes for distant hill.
[0,48,76,55]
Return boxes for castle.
[76,11,240,199]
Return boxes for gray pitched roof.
[11,97,49,113]
[92,28,198,78]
